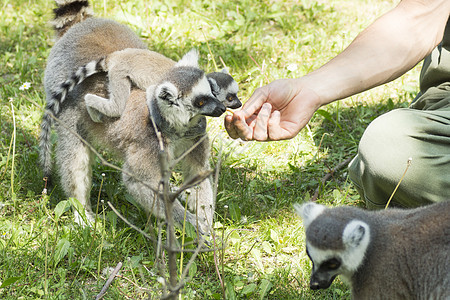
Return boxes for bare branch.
[170,170,214,200]
[95,262,123,300]
[161,236,206,300]
[107,202,214,253]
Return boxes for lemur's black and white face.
[148,71,225,130]
[295,203,371,291]
[207,70,241,109]
[146,49,226,130]
[185,73,227,117]
[306,245,342,290]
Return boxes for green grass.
[0,0,419,298]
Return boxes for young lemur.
[53,49,241,123]
[295,202,450,299]
[40,0,226,232]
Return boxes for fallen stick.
[96,262,123,300]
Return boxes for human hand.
[224,78,321,141]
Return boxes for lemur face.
[188,74,226,117]
[207,71,241,109]
[295,203,370,291]
[306,244,342,290]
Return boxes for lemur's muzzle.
[194,95,226,117]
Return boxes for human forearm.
[225,0,450,142]
[303,0,450,106]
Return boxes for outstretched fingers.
[256,109,294,141]
[267,110,282,140]
[225,86,272,141]
[224,110,255,140]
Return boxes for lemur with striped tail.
[40,0,225,233]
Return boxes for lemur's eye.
[322,258,341,271]
[194,96,211,108]
[327,262,338,269]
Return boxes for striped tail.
[54,57,107,113]
[39,57,106,178]
[52,0,93,38]
[39,109,54,179]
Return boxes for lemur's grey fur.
[294,202,450,300]
[40,0,224,232]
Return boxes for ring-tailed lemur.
[294,202,450,299]
[40,0,225,233]
[50,49,240,123]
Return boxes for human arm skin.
[225,0,450,141]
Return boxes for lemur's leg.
[85,95,106,122]
[55,110,95,225]
[180,137,215,233]
[85,72,131,121]
[122,163,208,235]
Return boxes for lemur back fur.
[295,202,450,300]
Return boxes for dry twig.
[96,262,123,300]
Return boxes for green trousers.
[348,82,450,209]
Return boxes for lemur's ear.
[343,220,369,248]
[155,82,179,105]
[146,82,180,108]
[293,202,326,229]
[175,49,199,68]
[221,68,230,74]
[207,77,220,95]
